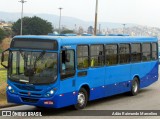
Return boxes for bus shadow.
[34,106,79,116]
[34,88,151,116]
[87,88,152,108]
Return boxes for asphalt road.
[1,80,160,119]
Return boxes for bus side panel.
[53,92,77,108]
[130,61,158,89]
[105,64,131,96]
[137,62,158,88]
[87,67,105,100]
[58,77,77,108]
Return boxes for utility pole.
[94,0,98,35]
[99,24,101,34]
[58,7,63,34]
[19,0,27,35]
[74,24,77,34]
[122,24,126,34]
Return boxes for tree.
[0,28,5,42]
[12,16,53,35]
[61,29,74,34]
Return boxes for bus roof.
[13,35,158,46]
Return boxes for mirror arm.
[1,48,10,69]
[1,62,8,69]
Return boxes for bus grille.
[19,92,41,97]
[15,84,42,91]
[21,97,39,103]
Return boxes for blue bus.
[1,35,158,109]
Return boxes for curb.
[0,103,20,109]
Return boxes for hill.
[0,11,136,30]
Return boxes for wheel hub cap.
[133,81,138,93]
[78,92,85,106]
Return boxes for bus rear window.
[11,38,58,50]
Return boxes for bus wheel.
[74,88,88,110]
[130,77,139,96]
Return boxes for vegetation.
[0,52,8,105]
[0,17,53,105]
[0,37,11,53]
[0,28,5,42]
[61,29,74,34]
[0,27,12,53]
[0,64,7,105]
[0,69,7,82]
[12,16,53,35]
[0,28,12,42]
[0,37,11,50]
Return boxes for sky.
[1,0,160,27]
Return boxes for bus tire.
[74,88,88,110]
[130,77,139,96]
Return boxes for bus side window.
[90,44,104,67]
[152,43,158,60]
[142,43,151,61]
[105,44,118,65]
[61,50,75,79]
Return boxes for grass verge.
[0,66,7,105]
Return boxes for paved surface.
[0,80,160,119]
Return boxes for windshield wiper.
[23,50,46,77]
[33,50,46,70]
[19,49,27,62]
[35,50,46,62]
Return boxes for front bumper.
[7,91,61,108]
[7,90,77,108]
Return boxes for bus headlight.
[50,90,54,95]
[44,89,55,97]
[7,85,15,93]
[8,86,12,90]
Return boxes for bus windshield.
[9,50,58,84]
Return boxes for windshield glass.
[9,50,58,84]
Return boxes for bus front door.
[58,50,76,107]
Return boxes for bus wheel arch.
[130,76,140,96]
[134,75,140,85]
[74,85,90,110]
[81,85,90,100]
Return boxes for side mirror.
[1,49,9,69]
